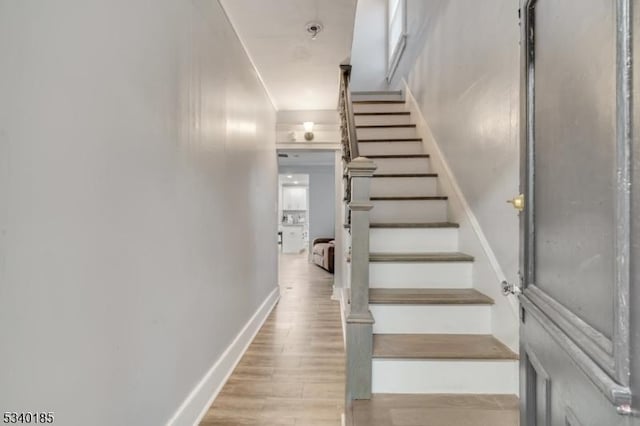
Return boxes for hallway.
[200,252,345,425]
[3,2,639,424]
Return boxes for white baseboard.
[167,287,280,426]
[402,80,519,352]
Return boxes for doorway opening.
[278,173,309,254]
[277,149,338,275]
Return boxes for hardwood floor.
[200,252,344,426]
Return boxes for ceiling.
[220,0,357,111]
[279,174,310,185]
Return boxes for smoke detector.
[306,21,323,40]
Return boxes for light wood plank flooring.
[200,252,344,426]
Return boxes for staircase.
[343,88,518,420]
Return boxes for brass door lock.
[507,194,525,211]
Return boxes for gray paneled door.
[518,0,638,425]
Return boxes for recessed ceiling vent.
[306,21,323,40]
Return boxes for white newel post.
[345,157,376,401]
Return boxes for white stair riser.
[371,158,431,174]
[353,103,406,113]
[370,305,491,334]
[370,227,458,252]
[372,359,519,394]
[370,177,438,197]
[370,200,448,223]
[351,92,404,102]
[359,141,423,156]
[357,127,417,140]
[370,262,472,288]
[355,114,412,126]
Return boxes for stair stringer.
[402,80,520,355]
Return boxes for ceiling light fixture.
[306,21,323,40]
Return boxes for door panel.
[533,0,616,338]
[519,0,636,424]
[523,312,627,425]
[522,348,551,426]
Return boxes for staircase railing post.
[345,156,376,401]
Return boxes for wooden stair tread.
[352,90,403,95]
[354,112,411,116]
[370,222,459,228]
[359,138,422,142]
[355,393,519,409]
[350,393,519,426]
[343,173,436,179]
[353,100,405,104]
[344,222,460,229]
[365,154,430,158]
[371,196,448,200]
[369,252,474,262]
[371,173,437,178]
[356,124,417,129]
[373,334,519,360]
[369,288,494,305]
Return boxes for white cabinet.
[281,225,304,253]
[282,186,307,211]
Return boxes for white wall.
[350,0,389,91]
[277,110,340,125]
[276,110,341,147]
[397,0,520,285]
[0,1,277,425]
